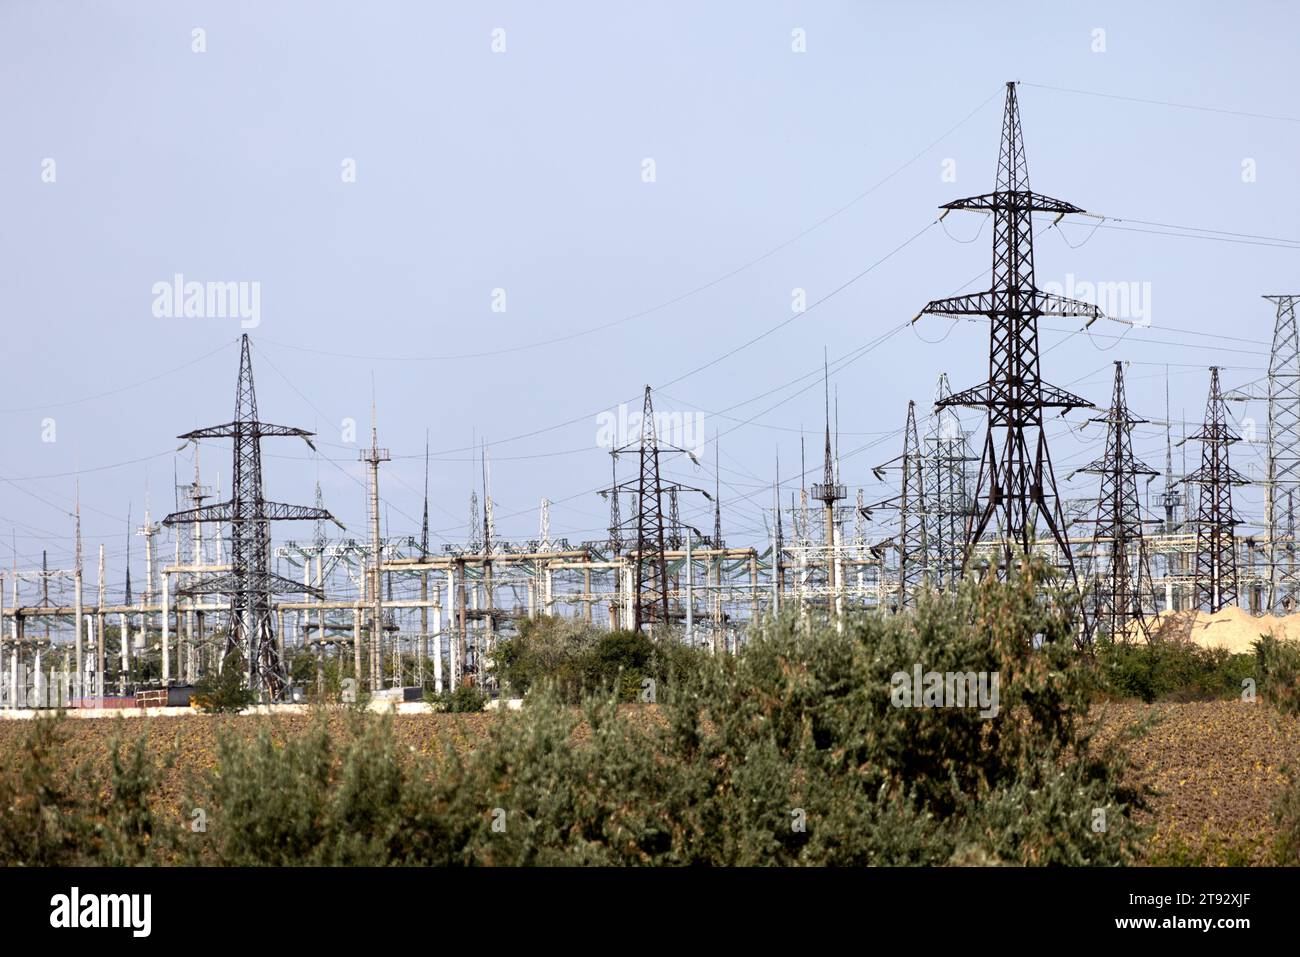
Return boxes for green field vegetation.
[3,561,1300,866]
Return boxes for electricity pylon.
[925,373,974,590]
[162,335,339,700]
[869,400,928,609]
[631,386,669,631]
[1225,295,1300,611]
[918,82,1103,583]
[1076,362,1157,639]
[1188,367,1247,612]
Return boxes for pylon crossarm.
[161,500,333,527]
[177,571,325,599]
[940,189,1084,215]
[179,421,314,441]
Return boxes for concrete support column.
[433,596,444,693]
[161,572,171,684]
[119,612,130,695]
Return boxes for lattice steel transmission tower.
[162,335,337,700]
[1267,295,1300,609]
[919,81,1102,579]
[631,386,670,631]
[1189,367,1247,613]
[601,387,712,632]
[1228,296,1300,610]
[870,401,929,609]
[925,373,974,590]
[1077,362,1157,639]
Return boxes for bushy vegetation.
[193,654,255,713]
[425,682,487,713]
[1092,636,1256,703]
[0,563,1153,866]
[492,615,708,703]
[0,718,173,865]
[1253,633,1300,715]
[1272,765,1300,865]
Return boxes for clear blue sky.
[1,0,1297,591]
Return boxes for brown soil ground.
[1093,700,1300,864]
[1,701,1296,865]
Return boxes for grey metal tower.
[925,373,974,590]
[918,82,1102,578]
[1189,367,1247,613]
[162,335,338,700]
[1077,362,1157,639]
[870,401,929,609]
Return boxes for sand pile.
[1139,606,1300,654]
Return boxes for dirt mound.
[1140,606,1300,654]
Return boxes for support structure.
[918,81,1102,582]
[1189,367,1247,613]
[1267,295,1300,610]
[925,373,973,590]
[1077,362,1157,639]
[161,335,337,701]
[632,386,670,631]
[869,401,928,609]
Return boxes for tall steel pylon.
[869,401,928,609]
[1189,367,1247,613]
[632,386,670,631]
[919,81,1102,580]
[605,455,623,555]
[1229,296,1300,610]
[925,373,974,590]
[1267,295,1300,609]
[1076,362,1157,639]
[162,335,337,700]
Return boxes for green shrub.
[0,717,172,866]
[1254,634,1300,715]
[181,715,458,865]
[449,558,1145,865]
[426,683,487,713]
[493,616,708,704]
[0,562,1149,866]
[193,654,255,713]
[1093,636,1255,703]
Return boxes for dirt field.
[1094,700,1300,864]
[2,701,1296,865]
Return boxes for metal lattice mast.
[632,386,670,631]
[607,455,623,554]
[162,335,336,700]
[925,373,974,590]
[467,490,481,553]
[919,82,1102,580]
[1188,367,1247,612]
[1265,295,1300,610]
[898,401,928,606]
[313,482,328,553]
[869,401,929,609]
[668,487,682,549]
[1077,362,1157,639]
